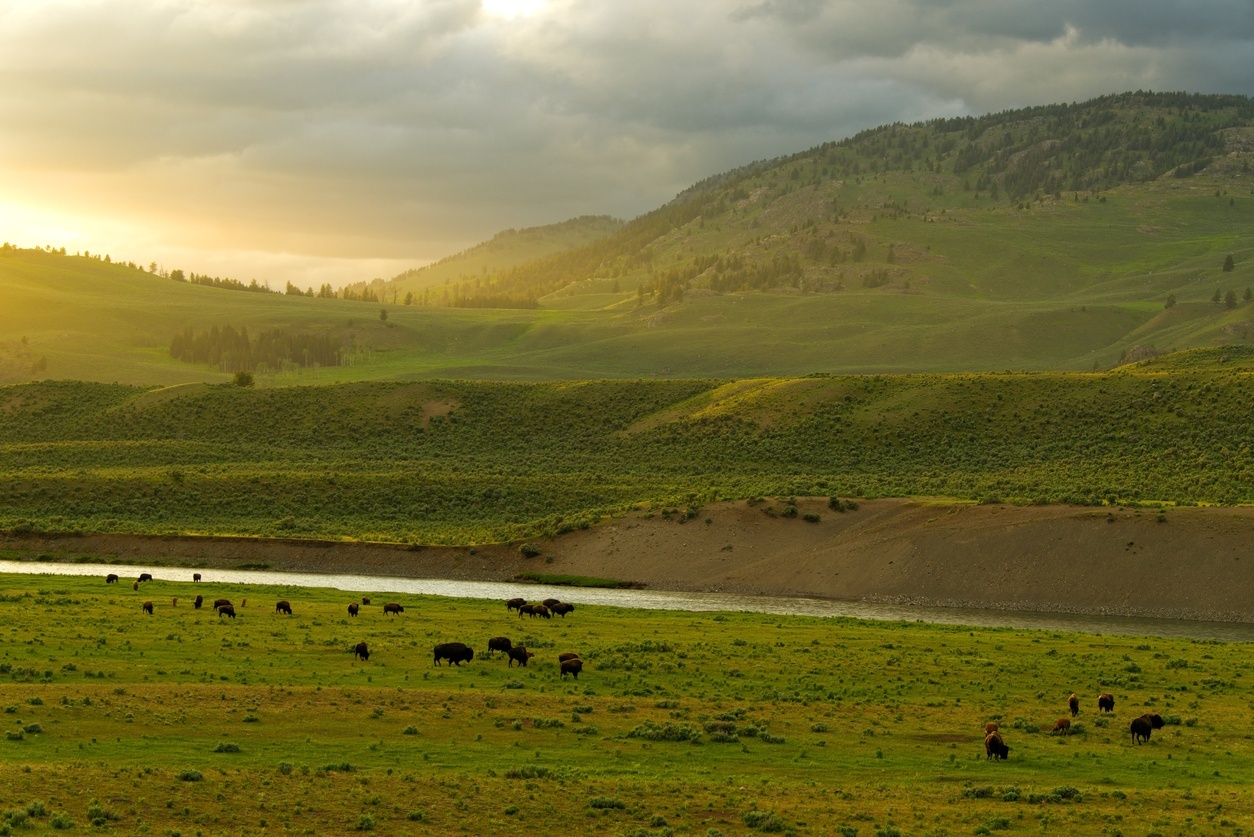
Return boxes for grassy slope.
[0,571,1248,835]
[1,362,1251,542]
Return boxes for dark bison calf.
[487,637,513,657]
[383,602,404,616]
[347,603,359,617]
[550,602,575,617]
[106,573,119,584]
[507,646,535,667]
[275,600,292,615]
[1098,693,1115,713]
[193,595,203,609]
[141,601,153,615]
[1053,718,1071,735]
[434,642,475,666]
[138,573,153,583]
[560,658,583,679]
[506,597,526,612]
[217,605,236,619]
[984,732,1010,760]
[1131,712,1165,744]
[353,641,370,661]
[1068,693,1080,717]
[983,722,999,736]
[213,598,231,609]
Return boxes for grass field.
[0,571,1248,835]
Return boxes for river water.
[3,559,1250,642]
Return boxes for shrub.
[352,813,375,831]
[177,770,203,782]
[589,797,625,810]
[50,812,74,830]
[213,741,241,753]
[627,721,702,742]
[742,810,786,832]
[518,543,542,559]
[802,512,821,523]
[21,723,41,734]
[402,725,419,735]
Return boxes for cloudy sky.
[2,0,1251,287]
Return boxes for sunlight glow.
[481,0,545,20]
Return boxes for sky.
[1,0,1252,289]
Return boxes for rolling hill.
[2,91,1253,384]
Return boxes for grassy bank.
[0,571,1248,834]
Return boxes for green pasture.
[0,571,1248,835]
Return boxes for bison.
[1098,693,1115,713]
[541,598,562,609]
[506,597,526,612]
[1068,693,1080,717]
[213,598,231,609]
[106,573,119,584]
[507,646,535,667]
[275,600,292,615]
[520,604,550,619]
[361,597,371,605]
[217,605,236,619]
[141,601,153,615]
[138,573,153,583]
[193,595,203,609]
[1053,718,1071,735]
[557,651,581,663]
[347,603,360,617]
[487,637,513,657]
[984,732,1010,760]
[1131,712,1165,744]
[193,573,202,582]
[434,642,475,666]
[560,658,583,679]
[550,602,575,618]
[132,580,138,591]
[172,597,178,607]
[983,722,999,736]
[383,603,404,616]
[353,641,370,661]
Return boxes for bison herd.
[984,689,1172,760]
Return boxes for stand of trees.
[169,326,341,373]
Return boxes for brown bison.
[1053,718,1071,735]
[353,641,370,661]
[983,722,999,736]
[506,597,526,612]
[361,597,371,605]
[138,573,153,583]
[1068,693,1080,717]
[557,652,581,663]
[193,595,203,609]
[434,642,475,666]
[507,646,535,667]
[487,637,513,657]
[519,604,550,619]
[217,605,236,619]
[383,602,404,616]
[541,598,562,609]
[193,573,202,582]
[241,598,246,607]
[560,658,583,679]
[275,600,292,615]
[347,603,359,617]
[132,580,138,591]
[172,597,178,607]
[1098,693,1115,713]
[106,574,119,584]
[213,598,231,609]
[984,732,1010,760]
[550,602,575,617]
[1131,713,1165,744]
[141,601,153,615]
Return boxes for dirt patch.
[4,499,1254,623]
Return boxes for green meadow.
[0,572,1248,835]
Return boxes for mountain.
[1,91,1252,384]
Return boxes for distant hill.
[1,91,1252,384]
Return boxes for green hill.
[2,92,1253,384]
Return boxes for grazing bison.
[193,573,202,582]
[141,601,153,615]
[193,595,203,609]
[1131,713,1165,744]
[138,573,153,583]
[506,597,526,612]
[550,602,575,618]
[348,603,360,617]
[1098,693,1115,713]
[241,598,246,607]
[560,658,583,679]
[172,597,178,607]
[1053,718,1071,735]
[984,732,1010,760]
[983,722,999,736]
[557,652,581,663]
[1068,693,1080,717]
[487,637,513,657]
[434,642,475,666]
[275,600,292,615]
[213,598,231,609]
[541,598,562,609]
[353,641,370,661]
[507,646,535,667]
[361,597,371,605]
[383,603,404,616]
[132,580,138,591]
[106,574,119,584]
[519,604,550,619]
[217,605,236,619]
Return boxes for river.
[3,559,1251,642]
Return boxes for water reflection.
[3,559,1250,642]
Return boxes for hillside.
[2,92,1253,383]
[2,360,1251,543]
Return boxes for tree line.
[169,325,341,373]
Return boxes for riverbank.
[4,499,1252,622]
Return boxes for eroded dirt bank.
[3,499,1252,622]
